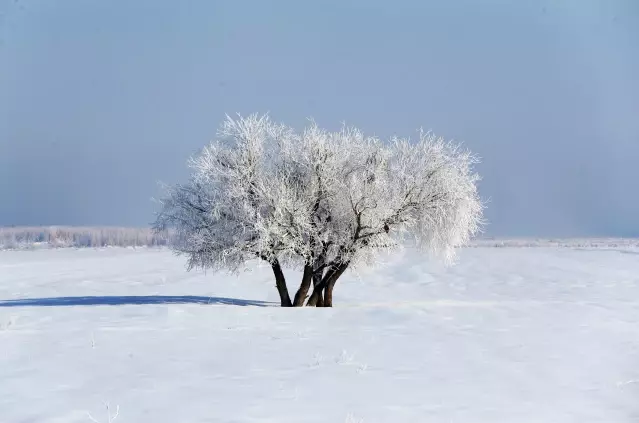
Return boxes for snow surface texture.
[1,246,638,423]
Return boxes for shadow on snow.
[0,295,274,308]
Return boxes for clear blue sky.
[1,0,637,236]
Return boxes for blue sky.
[1,0,637,236]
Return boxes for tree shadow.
[0,295,274,308]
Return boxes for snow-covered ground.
[1,246,638,423]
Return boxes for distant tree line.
[0,227,633,251]
[0,226,173,249]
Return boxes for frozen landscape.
[1,244,638,423]
[2,0,637,421]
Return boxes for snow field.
[1,246,638,422]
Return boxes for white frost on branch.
[154,113,484,274]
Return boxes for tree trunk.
[323,283,335,307]
[314,272,325,307]
[306,287,323,307]
[293,264,313,306]
[306,263,348,307]
[306,272,325,307]
[271,260,292,307]
[322,263,348,307]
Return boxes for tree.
[153,113,484,307]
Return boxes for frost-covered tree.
[153,114,484,307]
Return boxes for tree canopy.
[154,114,484,306]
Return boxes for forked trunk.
[321,263,348,307]
[293,265,313,306]
[314,272,325,307]
[323,280,335,307]
[306,272,324,307]
[306,263,348,307]
[271,260,292,307]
